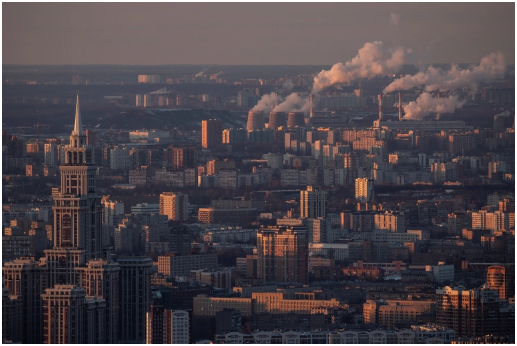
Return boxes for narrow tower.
[309,94,314,118]
[398,92,402,121]
[378,94,383,121]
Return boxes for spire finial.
[73,94,82,135]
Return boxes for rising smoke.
[403,92,465,120]
[250,92,284,113]
[312,41,410,93]
[383,52,506,94]
[194,68,208,78]
[272,93,310,113]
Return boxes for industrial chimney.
[398,92,402,121]
[436,93,441,120]
[309,94,314,118]
[378,94,383,121]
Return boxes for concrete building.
[158,253,218,277]
[363,299,436,329]
[355,178,374,202]
[197,207,258,225]
[256,226,308,284]
[146,306,191,344]
[436,285,504,338]
[425,262,455,283]
[110,146,131,169]
[118,256,153,343]
[160,192,189,221]
[487,265,515,300]
[201,119,223,149]
[300,186,327,219]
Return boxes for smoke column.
[383,52,506,94]
[312,41,410,93]
[272,93,310,113]
[251,93,284,113]
[403,92,465,120]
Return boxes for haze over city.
[3,2,515,65]
[1,2,515,345]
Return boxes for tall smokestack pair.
[398,92,402,121]
[378,94,383,121]
[309,94,314,118]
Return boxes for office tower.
[247,111,265,131]
[159,192,188,221]
[300,186,327,219]
[44,142,58,165]
[487,265,515,300]
[202,119,223,149]
[146,306,191,344]
[118,256,153,343]
[256,226,308,284]
[436,285,502,338]
[42,285,87,344]
[76,259,120,343]
[2,259,47,344]
[136,94,143,107]
[355,178,373,202]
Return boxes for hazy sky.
[3,3,515,65]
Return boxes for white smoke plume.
[495,110,511,117]
[194,68,208,77]
[272,93,310,113]
[384,52,506,94]
[281,79,294,92]
[403,92,465,120]
[312,41,410,93]
[251,92,284,113]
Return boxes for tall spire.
[73,94,82,135]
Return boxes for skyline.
[3,3,515,65]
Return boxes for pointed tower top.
[73,94,83,136]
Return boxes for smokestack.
[436,92,441,120]
[378,94,383,121]
[309,94,314,118]
[398,92,402,121]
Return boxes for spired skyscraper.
[3,95,152,344]
[45,95,110,288]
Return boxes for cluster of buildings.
[2,78,515,344]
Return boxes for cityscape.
[1,3,515,345]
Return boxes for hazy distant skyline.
[3,3,515,66]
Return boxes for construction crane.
[34,123,54,135]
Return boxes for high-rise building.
[256,226,308,284]
[2,259,47,344]
[355,178,374,202]
[300,186,327,219]
[136,94,143,107]
[168,145,197,169]
[51,94,105,261]
[144,94,152,107]
[201,119,223,149]
[487,265,515,300]
[146,306,191,344]
[44,142,58,165]
[436,285,503,338]
[118,256,153,343]
[76,259,120,343]
[42,285,91,344]
[160,192,189,221]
